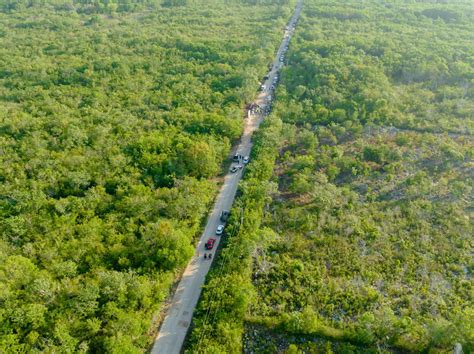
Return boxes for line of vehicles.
[229,153,249,173]
[257,25,293,116]
[260,74,279,92]
[204,209,230,251]
[203,19,298,258]
[204,154,249,254]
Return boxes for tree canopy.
[187,0,473,352]
[0,0,296,351]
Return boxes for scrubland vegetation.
[188,0,473,352]
[0,1,295,351]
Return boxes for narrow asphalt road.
[151,2,302,353]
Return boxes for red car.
[205,238,216,250]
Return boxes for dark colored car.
[233,154,242,162]
[220,210,230,222]
[205,238,216,250]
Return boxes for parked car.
[216,225,224,235]
[230,166,239,173]
[220,210,230,222]
[243,156,249,164]
[233,154,242,162]
[205,238,216,250]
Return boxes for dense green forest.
[0,1,296,351]
[1,0,291,14]
[187,0,473,352]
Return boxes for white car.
[243,156,250,164]
[216,225,224,235]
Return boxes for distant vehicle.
[205,238,216,250]
[216,225,224,235]
[280,56,284,62]
[233,154,242,162]
[220,210,230,222]
[230,166,239,173]
[263,74,269,80]
[237,164,243,170]
[243,156,250,164]
[260,84,266,91]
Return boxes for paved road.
[151,2,302,353]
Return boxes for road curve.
[151,2,303,353]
